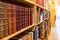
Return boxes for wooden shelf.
[0,0,35,8]
[25,0,36,5]
[36,21,44,25]
[44,17,49,20]
[36,17,49,25]
[2,24,34,40]
[36,4,50,11]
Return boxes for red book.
[30,8,32,25]
[7,3,13,35]
[16,6,20,31]
[20,6,25,29]
[28,8,30,26]
[25,7,29,27]
[11,4,17,33]
[36,0,44,6]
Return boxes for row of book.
[37,8,44,23]
[36,0,50,9]
[9,19,51,40]
[35,20,51,40]
[0,2,33,39]
[37,7,50,23]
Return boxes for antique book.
[20,6,25,29]
[7,3,13,35]
[25,7,29,27]
[0,25,4,39]
[11,4,17,33]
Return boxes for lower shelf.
[1,24,34,40]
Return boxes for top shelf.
[0,0,50,11]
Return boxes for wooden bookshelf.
[0,0,51,40]
[1,24,34,40]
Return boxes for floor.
[48,5,60,40]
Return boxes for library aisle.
[48,5,60,40]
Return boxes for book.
[30,8,32,25]
[20,6,25,29]
[40,9,44,22]
[3,24,9,36]
[4,28,8,37]
[36,0,44,6]
[39,23,45,39]
[11,4,17,33]
[35,25,39,40]
[28,8,30,26]
[0,25,4,39]
[44,21,48,38]
[7,3,13,35]
[16,6,20,31]
[38,25,42,38]
[0,20,3,25]
[44,0,46,8]
[36,7,40,23]
[25,7,29,27]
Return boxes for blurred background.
[48,0,60,40]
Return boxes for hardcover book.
[20,6,25,29]
[11,4,17,33]
[7,4,13,35]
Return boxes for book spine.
[25,7,29,27]
[30,8,32,25]
[35,26,39,40]
[16,6,20,31]
[0,25,4,39]
[11,4,17,33]
[4,3,9,37]
[7,4,13,35]
[28,8,30,26]
[0,2,8,38]
[20,6,25,29]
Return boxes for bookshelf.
[0,0,51,40]
[1,25,34,40]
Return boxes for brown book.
[0,2,8,39]
[0,20,3,25]
[3,19,8,24]
[0,25,4,39]
[4,29,8,37]
[3,24,8,37]
[7,3,13,35]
